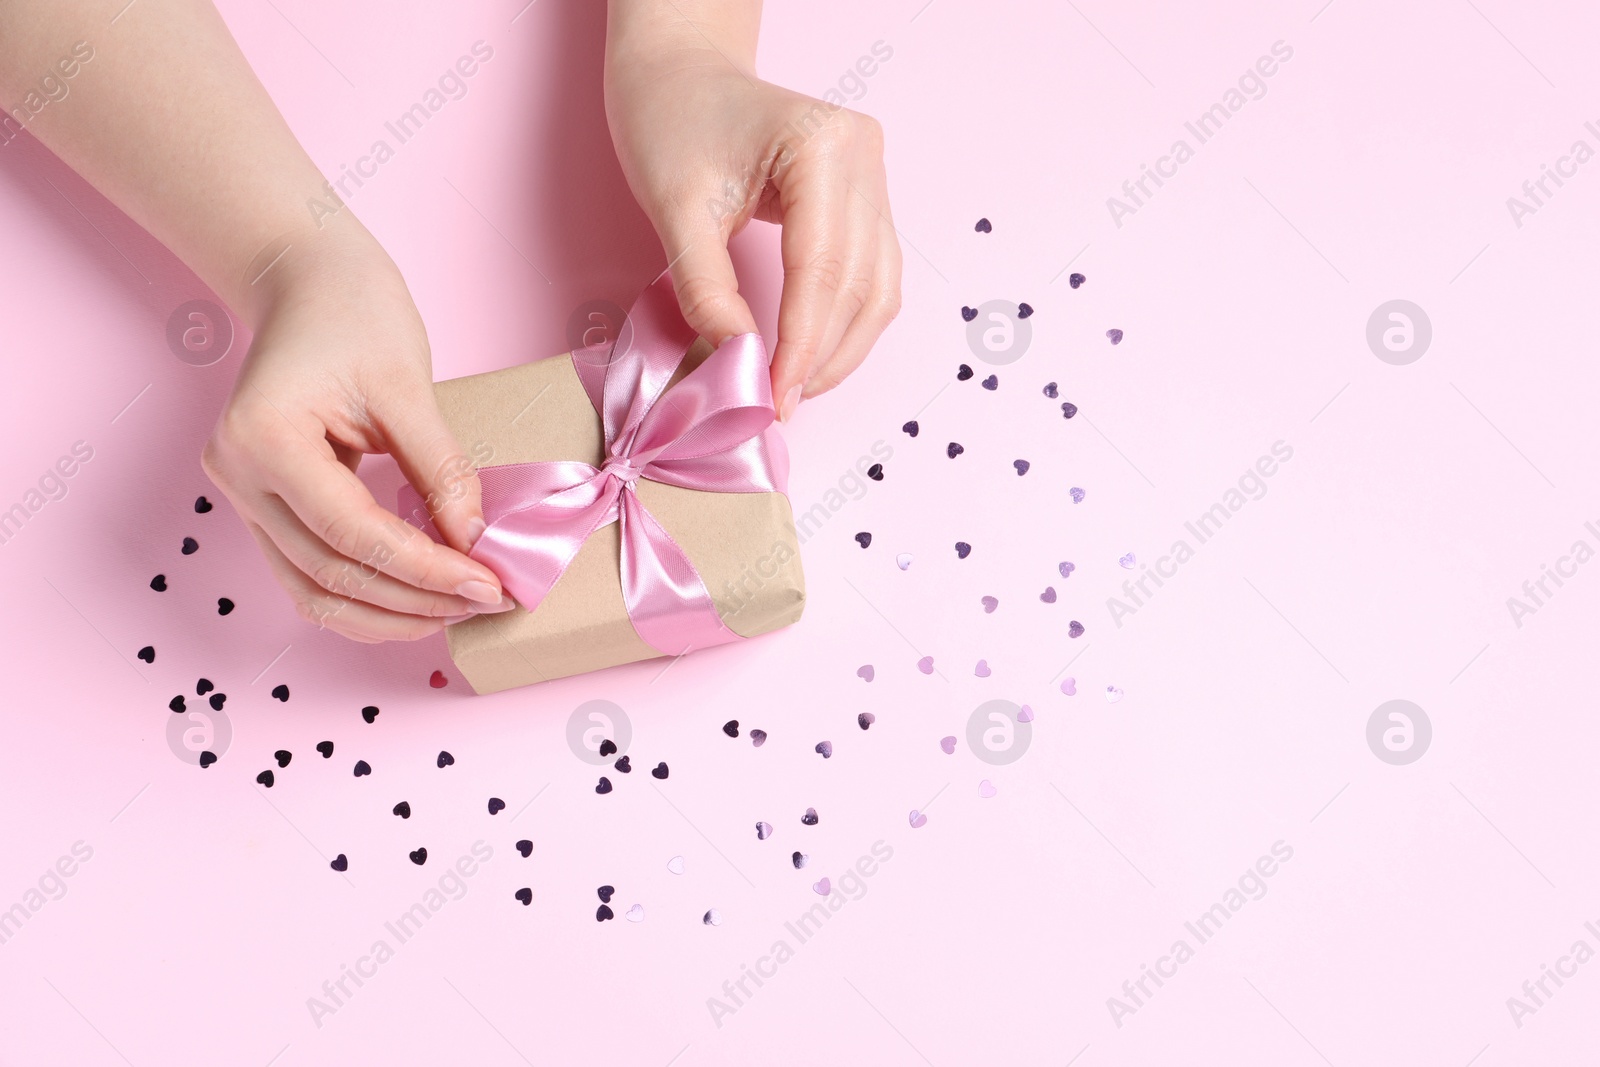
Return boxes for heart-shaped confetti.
[316,741,334,758]
[981,595,998,613]
[137,646,155,664]
[595,777,613,794]
[1069,487,1085,504]
[1119,553,1136,569]
[812,878,831,896]
[270,684,290,702]
[982,374,998,390]
[857,665,875,682]
[1059,561,1075,578]
[867,463,884,481]
[896,553,913,570]
[208,693,226,711]
[1105,686,1124,703]
[955,542,972,559]
[169,695,185,713]
[353,760,371,777]
[667,855,685,875]
[1069,273,1086,289]
[598,886,615,903]
[917,656,935,675]
[1107,328,1124,345]
[1068,620,1085,638]
[596,904,614,922]
[181,537,199,555]
[428,670,448,688]
[196,679,214,696]
[194,496,213,513]
[957,363,974,380]
[792,851,808,869]
[801,807,819,825]
[909,810,927,828]
[393,801,411,818]
[1040,587,1056,603]
[488,797,505,815]
[974,217,992,233]
[198,751,217,768]
[409,848,428,866]
[814,741,832,759]
[255,770,274,788]
[723,720,740,738]
[960,307,977,322]
[979,780,998,798]
[361,705,379,724]
[1043,382,1058,398]
[217,598,234,615]
[756,822,774,840]
[516,840,532,857]
[437,750,455,768]
[1017,302,1034,319]
[515,888,532,905]
[652,762,669,780]
[940,736,957,755]
[1060,677,1077,696]
[274,750,292,768]
[974,659,991,678]
[330,854,348,872]
[1014,459,1030,476]
[149,574,167,592]
[598,738,617,756]
[858,712,875,730]
[902,420,919,437]
[626,904,645,922]
[750,729,767,747]
[1018,705,1035,723]
[614,755,631,773]
[855,532,872,549]
[947,442,965,458]
[703,909,723,926]
[1061,402,1078,419]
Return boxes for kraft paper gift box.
[399,281,806,695]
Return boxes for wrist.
[235,215,401,331]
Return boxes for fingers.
[249,417,505,607]
[244,523,460,643]
[769,112,899,416]
[661,215,760,351]
[377,386,487,557]
[249,491,507,619]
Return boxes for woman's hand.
[604,12,901,421]
[202,239,511,643]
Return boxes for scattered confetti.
[857,665,874,682]
[896,553,912,570]
[981,595,998,613]
[614,755,631,773]
[947,442,964,459]
[599,739,617,757]
[917,656,935,674]
[651,762,669,780]
[955,542,971,559]
[393,802,411,819]
[181,537,199,555]
[909,810,927,828]
[353,760,371,777]
[596,905,615,922]
[437,750,455,768]
[488,797,505,815]
[1069,487,1085,504]
[273,750,292,768]
[858,712,875,730]
[1105,686,1124,703]
[1068,621,1085,638]
[974,659,991,678]
[194,496,213,513]
[270,684,289,702]
[855,531,872,549]
[515,888,532,905]
[1069,273,1086,289]
[814,741,833,759]
[595,777,613,794]
[1059,561,1075,578]
[723,720,740,738]
[137,645,155,663]
[316,741,334,758]
[330,854,347,872]
[792,852,808,869]
[902,420,919,437]
[1119,553,1136,569]
[956,364,973,381]
[667,856,685,875]
[1014,459,1030,476]
[812,878,831,896]
[1018,705,1035,723]
[940,736,957,754]
[756,821,774,840]
[1040,587,1056,603]
[960,307,977,322]
[974,218,992,233]
[1043,382,1058,398]
[149,575,166,592]
[429,670,448,688]
[867,463,884,481]
[217,598,234,616]
[516,840,532,857]
[198,751,217,768]
[703,909,723,926]
[979,780,998,798]
[598,886,615,903]
[1017,302,1034,319]
[750,729,767,747]
[626,904,645,922]
[409,848,428,866]
[801,808,819,825]
[1061,402,1078,419]
[1107,329,1123,345]
[255,770,274,788]
[982,375,998,390]
[1060,677,1077,696]
[361,705,380,724]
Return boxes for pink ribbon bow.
[399,274,786,656]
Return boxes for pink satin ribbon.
[399,274,784,657]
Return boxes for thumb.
[661,221,759,350]
[381,388,490,564]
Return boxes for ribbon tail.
[616,490,740,656]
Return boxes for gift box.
[399,276,806,694]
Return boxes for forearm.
[0,0,379,328]
[604,0,761,73]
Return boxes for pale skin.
[0,0,899,642]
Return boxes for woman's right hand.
[201,239,513,643]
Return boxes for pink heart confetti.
[896,553,913,571]
[917,656,935,675]
[812,878,831,896]
[981,595,998,613]
[974,659,991,678]
[857,665,875,683]
[1119,552,1136,569]
[626,904,645,922]
[1040,587,1056,603]
[909,810,927,828]
[1069,487,1085,504]
[979,779,998,798]
[1059,677,1077,696]
[1058,561,1075,578]
[940,736,957,754]
[1105,686,1124,703]
[1018,705,1034,723]
[756,821,774,840]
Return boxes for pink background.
[2,0,1596,1062]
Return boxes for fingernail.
[456,579,502,605]
[465,517,487,549]
[478,594,517,614]
[779,384,802,423]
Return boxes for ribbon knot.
[399,274,786,658]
